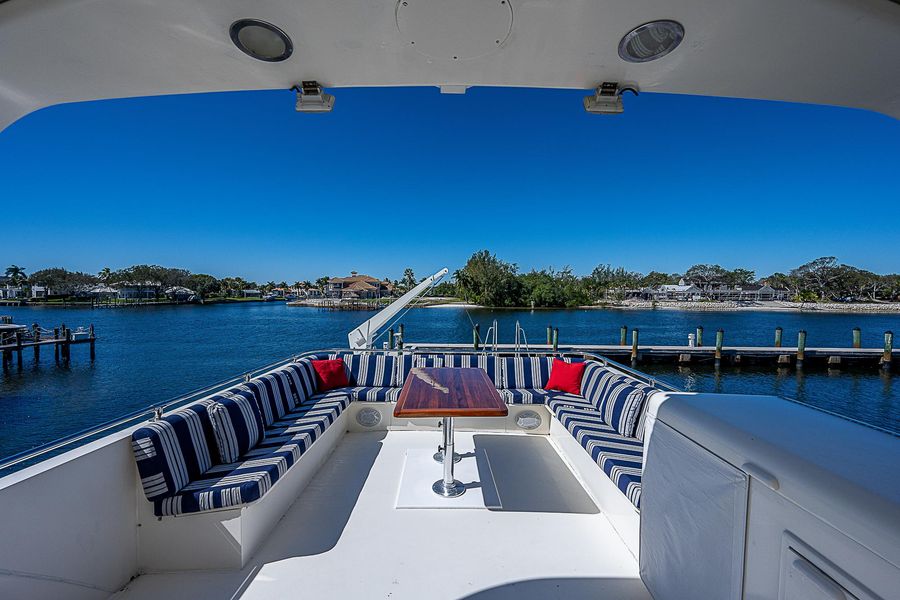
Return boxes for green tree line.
[446,251,900,307]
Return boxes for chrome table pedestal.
[432,416,465,498]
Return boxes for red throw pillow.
[544,359,586,395]
[311,359,349,392]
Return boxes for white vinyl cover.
[639,421,748,600]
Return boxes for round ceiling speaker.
[356,407,382,428]
[230,19,294,62]
[618,20,684,63]
[396,0,513,61]
[515,410,542,431]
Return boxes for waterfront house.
[30,285,51,299]
[0,283,23,299]
[74,284,118,300]
[242,289,262,298]
[327,272,393,299]
[114,281,162,300]
[646,282,703,301]
[293,287,323,299]
[164,286,196,302]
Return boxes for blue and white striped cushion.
[555,405,644,508]
[244,371,296,427]
[208,392,265,464]
[502,356,553,389]
[343,353,396,387]
[131,399,217,501]
[154,392,350,516]
[394,354,438,385]
[584,367,656,438]
[283,359,318,401]
[348,386,402,402]
[393,353,502,387]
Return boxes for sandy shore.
[424,302,480,309]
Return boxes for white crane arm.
[347,267,449,349]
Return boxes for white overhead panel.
[396,0,513,62]
[1,0,900,131]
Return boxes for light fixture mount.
[293,81,335,113]
[230,19,293,62]
[583,82,639,115]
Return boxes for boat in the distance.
[1,0,899,597]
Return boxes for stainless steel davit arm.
[347,267,449,350]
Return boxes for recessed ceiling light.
[229,19,293,62]
[618,20,684,63]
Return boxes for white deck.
[114,430,650,600]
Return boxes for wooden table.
[394,367,508,498]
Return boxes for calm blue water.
[1,303,897,458]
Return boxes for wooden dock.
[0,317,96,368]
[288,299,381,311]
[410,341,896,371]
[409,324,896,372]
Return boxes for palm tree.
[5,265,27,285]
[98,267,111,283]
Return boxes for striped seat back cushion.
[343,353,396,387]
[584,365,656,438]
[393,353,435,386]
[444,354,502,387]
[208,391,266,464]
[244,370,296,427]
[283,359,318,402]
[502,356,553,390]
[131,399,217,501]
[393,354,502,388]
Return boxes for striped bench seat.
[153,391,350,516]
[347,386,402,402]
[554,405,644,508]
[500,389,584,405]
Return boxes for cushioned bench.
[132,358,351,516]
[498,356,658,509]
[132,350,657,516]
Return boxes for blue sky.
[1,87,898,282]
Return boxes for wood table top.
[393,367,509,418]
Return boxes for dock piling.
[53,328,60,362]
[473,325,480,351]
[797,330,807,367]
[397,324,404,350]
[15,331,23,368]
[547,326,553,346]
[774,327,783,348]
[89,324,96,361]
[853,327,862,349]
[884,331,894,370]
[388,328,395,350]
[33,324,40,361]
[619,325,627,347]
[631,329,639,365]
[696,326,704,347]
[552,328,559,353]
[715,329,724,368]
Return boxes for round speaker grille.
[356,407,383,428]
[516,410,542,430]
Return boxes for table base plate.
[396,448,501,510]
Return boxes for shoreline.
[426,300,900,314]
